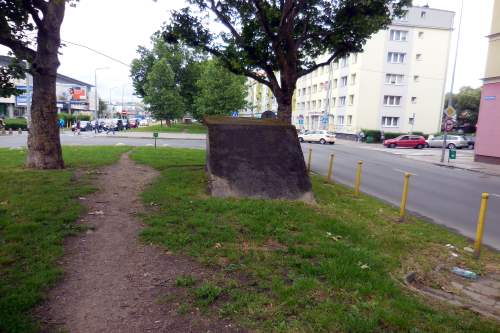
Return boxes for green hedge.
[4,118,27,130]
[58,113,91,123]
[361,129,426,143]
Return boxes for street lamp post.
[94,67,109,122]
[441,0,464,163]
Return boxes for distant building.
[292,6,454,137]
[475,0,500,164]
[0,55,95,118]
[242,78,278,118]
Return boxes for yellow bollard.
[473,193,490,259]
[354,161,363,196]
[307,148,312,174]
[399,173,411,221]
[327,154,335,183]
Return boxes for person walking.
[75,120,81,135]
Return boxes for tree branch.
[299,53,337,77]
[0,35,36,61]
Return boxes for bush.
[4,118,27,130]
[57,112,91,125]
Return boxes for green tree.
[98,98,107,118]
[0,0,76,169]
[131,35,204,115]
[193,60,247,120]
[164,0,410,124]
[143,58,185,123]
[445,86,481,127]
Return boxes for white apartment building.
[241,79,278,118]
[293,6,454,137]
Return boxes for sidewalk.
[109,131,206,140]
[341,139,500,177]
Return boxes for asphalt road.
[1,132,499,249]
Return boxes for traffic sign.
[445,106,456,118]
[153,132,158,138]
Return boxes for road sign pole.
[327,154,335,183]
[354,161,363,197]
[399,173,411,221]
[441,0,464,163]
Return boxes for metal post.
[441,0,464,163]
[354,161,363,196]
[399,173,411,221]
[327,154,335,183]
[473,193,490,258]
[94,70,98,122]
[307,148,312,174]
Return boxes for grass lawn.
[131,123,207,134]
[131,147,500,333]
[0,146,130,333]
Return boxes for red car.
[383,135,426,149]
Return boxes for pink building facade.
[475,0,500,164]
[475,83,500,163]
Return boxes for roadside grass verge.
[132,147,500,333]
[131,123,207,134]
[0,146,129,333]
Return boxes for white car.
[298,130,336,144]
[139,119,149,127]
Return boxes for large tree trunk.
[277,99,292,124]
[26,1,65,169]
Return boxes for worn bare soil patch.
[35,154,241,332]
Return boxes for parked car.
[383,135,426,149]
[71,120,92,132]
[298,130,336,144]
[465,135,475,149]
[139,119,149,127]
[426,135,469,149]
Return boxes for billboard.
[56,84,87,103]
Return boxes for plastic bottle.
[451,267,478,279]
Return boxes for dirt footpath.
[35,154,240,333]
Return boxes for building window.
[312,100,316,109]
[387,52,406,64]
[306,101,310,110]
[332,97,336,106]
[347,115,352,125]
[313,85,318,93]
[318,99,322,109]
[418,31,424,39]
[390,30,408,41]
[340,76,348,87]
[352,53,358,64]
[382,116,399,127]
[413,75,420,82]
[421,11,427,19]
[340,57,348,67]
[416,53,422,61]
[397,10,409,21]
[383,95,402,106]
[307,86,311,94]
[320,66,324,75]
[411,97,417,104]
[350,73,357,85]
[339,96,346,106]
[338,115,345,125]
[333,79,338,89]
[385,74,404,85]
[349,95,355,105]
[409,117,415,125]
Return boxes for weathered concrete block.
[205,116,314,202]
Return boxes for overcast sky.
[1,0,494,102]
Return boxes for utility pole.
[94,67,109,121]
[441,0,464,163]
